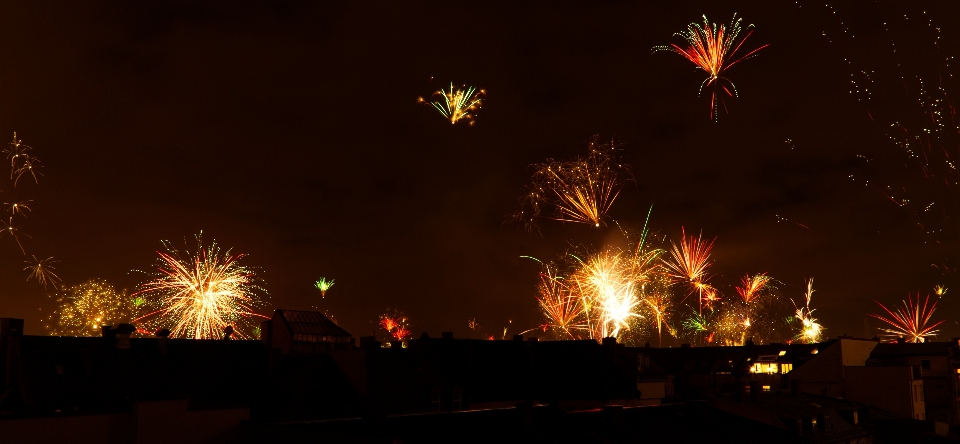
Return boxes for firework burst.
[535,264,587,339]
[46,278,134,336]
[133,233,269,339]
[642,290,673,346]
[737,273,772,303]
[315,277,335,298]
[664,227,716,314]
[526,224,664,344]
[6,200,31,217]
[380,309,411,341]
[791,278,823,343]
[25,255,61,289]
[654,14,769,120]
[419,82,484,125]
[869,293,945,343]
[515,136,627,231]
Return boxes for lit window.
[778,350,787,356]
[781,363,793,374]
[751,363,779,374]
[762,385,771,392]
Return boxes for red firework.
[664,227,716,314]
[869,293,945,343]
[654,14,769,120]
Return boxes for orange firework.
[654,14,769,120]
[663,227,715,314]
[737,273,772,303]
[869,293,945,343]
[536,265,587,339]
[379,309,411,341]
[514,136,626,232]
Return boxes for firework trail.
[419,82,484,125]
[315,277,335,298]
[869,293,945,343]
[25,255,61,289]
[45,278,134,336]
[809,3,960,271]
[380,309,411,341]
[653,14,769,120]
[0,217,30,254]
[663,227,716,314]
[643,290,672,346]
[132,233,269,339]
[514,136,627,232]
[791,278,823,343]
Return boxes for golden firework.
[46,278,133,336]
[133,233,269,339]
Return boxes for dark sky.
[2,1,959,340]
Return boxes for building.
[260,309,353,354]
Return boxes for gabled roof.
[276,309,352,337]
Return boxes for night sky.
[2,1,959,341]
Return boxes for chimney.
[103,324,136,349]
[359,336,381,350]
[260,320,273,348]
[602,337,617,347]
[155,328,171,355]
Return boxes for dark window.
[431,386,442,412]
[452,386,463,411]
[921,360,931,370]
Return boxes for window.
[781,363,793,374]
[431,386,442,412]
[751,363,779,374]
[762,385,771,392]
[922,360,931,370]
[452,386,463,411]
